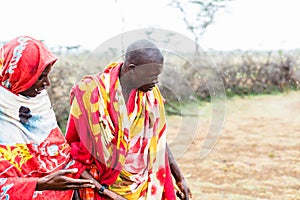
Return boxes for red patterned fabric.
[66,62,130,200]
[66,62,176,199]
[0,36,84,200]
[0,36,57,94]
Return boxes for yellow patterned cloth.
[66,62,176,200]
[0,87,80,200]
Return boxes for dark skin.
[36,168,95,191]
[19,104,126,199]
[18,65,95,191]
[119,63,163,102]
[167,144,192,200]
[19,64,52,124]
[119,42,192,199]
[19,65,126,199]
[20,64,52,97]
[20,53,190,198]
[80,171,126,200]
[19,64,52,123]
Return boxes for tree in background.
[169,0,232,50]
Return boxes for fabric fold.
[66,62,176,200]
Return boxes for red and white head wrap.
[0,36,57,94]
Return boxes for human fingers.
[188,188,192,199]
[176,190,184,200]
[176,188,191,200]
[55,168,79,176]
[179,179,192,200]
[52,169,94,185]
[61,183,95,190]
[63,176,94,185]
[183,187,190,200]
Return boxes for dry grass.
[167,90,300,199]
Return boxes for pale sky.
[2,0,299,51]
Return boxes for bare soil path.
[167,91,300,199]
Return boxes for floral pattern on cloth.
[0,82,84,200]
[66,62,176,200]
[0,36,57,94]
[0,36,85,200]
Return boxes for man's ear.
[128,64,136,71]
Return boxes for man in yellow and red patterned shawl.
[66,39,192,200]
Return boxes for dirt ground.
[166,90,300,200]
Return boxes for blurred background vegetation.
[43,0,299,132]
[48,48,300,132]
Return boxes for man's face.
[133,63,163,92]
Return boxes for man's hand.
[36,168,95,191]
[176,178,192,200]
[103,188,127,200]
[80,170,127,200]
[167,144,193,200]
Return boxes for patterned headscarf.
[0,36,57,94]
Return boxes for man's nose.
[153,77,159,84]
[43,77,50,87]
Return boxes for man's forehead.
[137,63,163,71]
[138,63,163,68]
